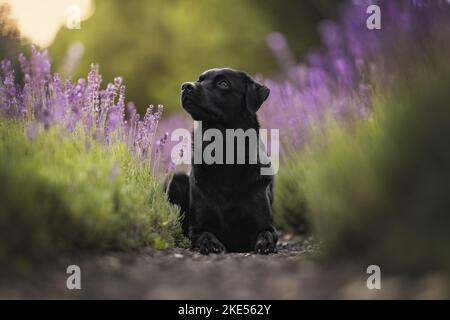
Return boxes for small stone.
[174,253,184,258]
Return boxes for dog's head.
[181,68,270,126]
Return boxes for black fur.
[166,68,277,254]
[164,173,190,236]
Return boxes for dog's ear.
[245,76,270,114]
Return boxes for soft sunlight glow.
[5,0,93,47]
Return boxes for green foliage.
[313,71,450,273]
[0,120,186,267]
[273,152,309,234]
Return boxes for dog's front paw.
[197,232,226,255]
[255,230,277,254]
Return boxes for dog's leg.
[164,172,190,237]
[195,231,226,255]
[254,226,278,254]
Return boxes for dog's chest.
[194,162,259,183]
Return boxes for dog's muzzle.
[181,82,198,110]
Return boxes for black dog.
[166,68,278,254]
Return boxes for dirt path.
[0,235,448,299]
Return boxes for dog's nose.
[181,82,195,93]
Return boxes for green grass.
[273,62,450,273]
[273,152,310,234]
[0,120,186,268]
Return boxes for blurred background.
[1,0,343,113]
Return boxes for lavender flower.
[0,59,17,115]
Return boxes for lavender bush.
[0,47,186,265]
[1,46,173,171]
[260,0,450,153]
[261,0,450,272]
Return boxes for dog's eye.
[217,80,230,89]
